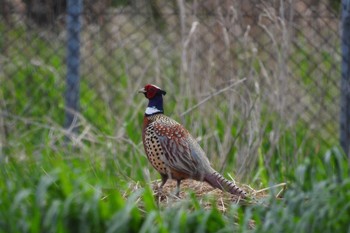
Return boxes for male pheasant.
[139,84,247,198]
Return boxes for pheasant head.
[139,84,167,116]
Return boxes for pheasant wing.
[152,121,199,176]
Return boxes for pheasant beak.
[138,88,146,94]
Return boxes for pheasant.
[139,84,247,198]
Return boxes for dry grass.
[128,179,287,212]
[124,178,286,230]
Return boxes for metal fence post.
[65,0,82,134]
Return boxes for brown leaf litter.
[148,179,287,210]
[120,179,286,230]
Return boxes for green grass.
[1,142,349,232]
[0,17,348,232]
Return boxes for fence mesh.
[0,0,341,166]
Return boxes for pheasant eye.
[146,87,157,99]
[142,84,165,99]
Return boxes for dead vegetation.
[127,179,287,212]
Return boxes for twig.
[219,93,259,173]
[180,78,246,117]
[254,182,287,194]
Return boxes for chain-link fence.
[0,0,342,161]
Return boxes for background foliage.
[0,0,349,232]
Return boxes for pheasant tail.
[205,171,247,198]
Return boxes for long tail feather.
[204,171,247,198]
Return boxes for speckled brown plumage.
[139,84,247,198]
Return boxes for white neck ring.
[145,106,162,115]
